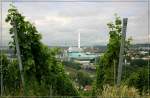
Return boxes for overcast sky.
[1,0,149,46]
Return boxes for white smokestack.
[78,32,80,48]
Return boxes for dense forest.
[0,5,149,97]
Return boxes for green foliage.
[130,59,149,67]
[94,14,131,95]
[95,14,122,91]
[0,54,21,95]
[122,59,149,94]
[63,61,81,70]
[126,67,150,95]
[77,70,93,87]
[5,4,79,96]
[94,63,105,94]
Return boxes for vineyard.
[0,3,150,98]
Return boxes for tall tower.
[78,32,80,48]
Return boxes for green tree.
[126,67,150,95]
[0,54,21,95]
[94,14,131,95]
[5,4,79,96]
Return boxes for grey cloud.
[1,1,148,46]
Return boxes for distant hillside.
[1,43,149,51]
[131,43,150,48]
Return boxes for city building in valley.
[63,32,99,64]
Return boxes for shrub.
[100,85,140,97]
